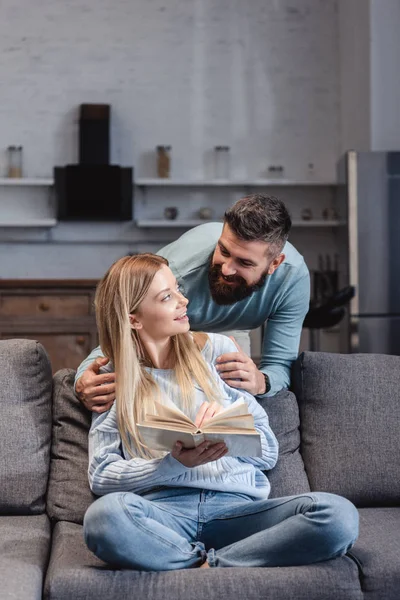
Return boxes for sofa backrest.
[0,339,52,514]
[46,372,311,524]
[292,351,400,507]
[258,389,310,498]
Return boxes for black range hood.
[55,104,133,221]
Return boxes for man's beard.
[208,261,268,305]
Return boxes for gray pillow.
[0,339,52,514]
[292,351,400,507]
[46,369,95,524]
[258,389,311,498]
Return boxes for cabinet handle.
[76,336,86,346]
[39,302,50,312]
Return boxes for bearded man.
[76,194,310,412]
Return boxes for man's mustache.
[214,266,245,285]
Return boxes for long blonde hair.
[95,253,222,459]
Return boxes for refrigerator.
[338,150,400,355]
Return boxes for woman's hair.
[95,253,222,459]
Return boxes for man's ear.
[268,253,285,275]
[129,314,142,330]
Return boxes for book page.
[140,418,195,433]
[203,414,254,431]
[205,398,249,425]
[152,399,195,427]
[137,425,204,452]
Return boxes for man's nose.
[221,261,236,276]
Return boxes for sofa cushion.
[292,351,400,506]
[0,514,51,600]
[0,339,52,514]
[44,520,362,600]
[46,369,95,524]
[258,389,311,498]
[347,507,400,600]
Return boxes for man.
[76,194,310,412]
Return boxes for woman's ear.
[129,314,142,330]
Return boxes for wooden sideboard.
[0,280,99,373]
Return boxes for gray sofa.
[1,338,399,600]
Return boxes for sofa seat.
[44,521,363,600]
[348,507,400,600]
[0,514,50,600]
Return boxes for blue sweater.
[158,222,310,396]
[84,334,279,500]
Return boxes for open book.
[137,398,262,457]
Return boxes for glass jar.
[214,146,230,179]
[157,145,171,178]
[7,145,23,178]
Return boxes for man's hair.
[224,194,292,254]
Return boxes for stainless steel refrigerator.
[338,150,400,355]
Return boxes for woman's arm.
[209,334,279,471]
[88,407,190,496]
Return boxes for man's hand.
[75,357,116,413]
[215,336,266,396]
[171,440,228,468]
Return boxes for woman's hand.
[171,440,228,468]
[195,401,224,428]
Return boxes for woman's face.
[131,264,189,341]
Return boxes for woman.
[83,253,359,570]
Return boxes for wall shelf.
[136,219,344,228]
[0,219,57,227]
[0,178,54,186]
[292,220,344,227]
[135,178,337,187]
[0,177,337,188]
[136,219,214,227]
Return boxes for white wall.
[337,0,371,153]
[0,0,341,280]
[0,0,339,181]
[370,0,400,151]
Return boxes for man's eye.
[239,261,252,268]
[220,248,229,256]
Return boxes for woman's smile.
[175,311,189,322]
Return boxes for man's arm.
[75,346,116,413]
[258,271,310,397]
[75,346,105,386]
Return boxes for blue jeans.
[83,487,359,571]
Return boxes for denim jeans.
[84,486,359,571]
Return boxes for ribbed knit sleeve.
[88,406,190,496]
[207,333,279,470]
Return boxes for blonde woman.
[81,253,358,571]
